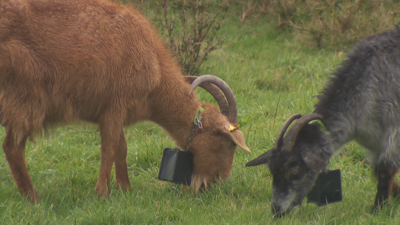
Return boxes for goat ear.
[245,150,273,167]
[301,151,326,171]
[230,129,251,152]
[219,123,251,152]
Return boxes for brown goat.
[0,0,250,203]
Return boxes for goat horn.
[274,114,302,149]
[281,113,323,152]
[184,76,229,117]
[188,75,237,124]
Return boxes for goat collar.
[193,106,204,128]
[185,106,204,151]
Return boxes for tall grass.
[1,5,400,225]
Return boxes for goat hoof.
[370,202,388,214]
[116,183,132,192]
[95,187,110,198]
[370,206,380,214]
[27,190,40,204]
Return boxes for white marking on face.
[272,186,297,212]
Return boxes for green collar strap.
[185,106,204,151]
[194,106,204,129]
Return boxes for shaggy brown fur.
[0,0,250,202]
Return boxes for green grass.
[1,13,400,225]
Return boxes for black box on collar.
[307,169,342,206]
[158,148,194,186]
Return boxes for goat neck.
[148,76,200,150]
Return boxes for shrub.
[158,0,229,74]
[127,0,229,74]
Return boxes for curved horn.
[188,75,237,124]
[184,76,229,117]
[275,114,302,149]
[281,113,323,152]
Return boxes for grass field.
[1,5,400,225]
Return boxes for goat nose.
[271,204,286,218]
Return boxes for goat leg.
[391,181,400,198]
[373,167,398,211]
[114,131,131,191]
[2,126,39,203]
[95,120,122,197]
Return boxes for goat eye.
[287,162,300,175]
[290,167,299,175]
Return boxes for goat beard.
[191,174,224,192]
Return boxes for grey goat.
[246,27,400,216]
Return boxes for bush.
[158,0,229,74]
[128,0,229,75]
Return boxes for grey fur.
[247,27,400,216]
